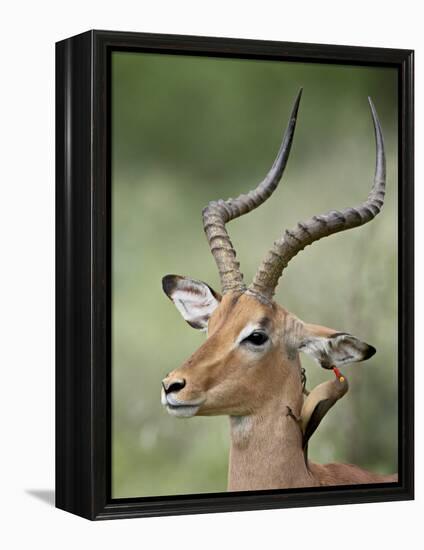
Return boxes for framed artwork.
[56,30,414,520]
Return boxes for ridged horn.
[202,89,303,294]
[248,97,386,300]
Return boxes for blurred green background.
[111,52,398,498]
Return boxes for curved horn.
[248,98,386,300]
[202,89,303,294]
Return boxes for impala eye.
[243,331,269,346]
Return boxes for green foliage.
[112,52,398,498]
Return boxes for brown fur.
[162,290,397,490]
[308,462,398,486]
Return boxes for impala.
[161,90,397,490]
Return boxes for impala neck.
[228,367,316,491]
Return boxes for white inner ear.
[169,280,219,331]
[299,333,369,368]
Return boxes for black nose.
[162,378,186,394]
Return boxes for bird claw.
[286,406,301,423]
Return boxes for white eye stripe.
[235,324,265,345]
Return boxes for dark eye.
[243,331,269,346]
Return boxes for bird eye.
[243,331,269,346]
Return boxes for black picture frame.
[56,29,414,520]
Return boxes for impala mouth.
[161,390,204,418]
[166,403,201,418]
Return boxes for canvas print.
[111,53,398,498]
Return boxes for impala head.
[161,90,384,419]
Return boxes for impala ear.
[298,323,376,369]
[162,275,221,330]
